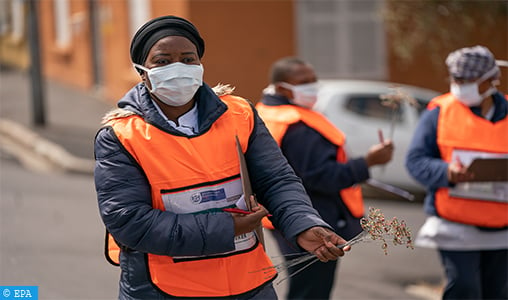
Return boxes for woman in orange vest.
[256,57,394,300]
[406,45,508,299]
[94,16,351,299]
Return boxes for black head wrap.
[130,15,205,65]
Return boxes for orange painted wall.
[99,0,295,103]
[36,0,505,104]
[151,0,189,19]
[39,0,93,90]
[190,1,295,103]
[98,0,137,101]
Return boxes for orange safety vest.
[256,103,364,230]
[430,93,508,228]
[104,95,276,297]
[105,231,120,266]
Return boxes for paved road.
[0,152,443,300]
[0,154,118,299]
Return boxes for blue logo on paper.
[199,189,226,203]
[1,286,38,299]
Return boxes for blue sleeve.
[246,111,332,244]
[280,122,370,197]
[405,107,449,189]
[94,127,236,256]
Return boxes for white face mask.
[279,82,319,109]
[450,83,497,107]
[450,66,499,107]
[134,62,204,107]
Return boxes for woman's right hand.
[296,226,350,262]
[229,195,269,236]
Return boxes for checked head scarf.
[446,45,500,81]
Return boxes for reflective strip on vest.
[431,93,508,228]
[105,95,276,297]
[256,103,364,230]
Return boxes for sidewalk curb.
[405,281,444,300]
[0,118,94,174]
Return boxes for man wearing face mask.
[406,45,508,299]
[94,17,352,300]
[256,57,394,299]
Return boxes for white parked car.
[313,79,441,195]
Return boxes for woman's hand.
[296,226,351,262]
[229,195,269,236]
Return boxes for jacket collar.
[260,93,292,106]
[116,82,227,136]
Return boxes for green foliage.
[382,0,507,64]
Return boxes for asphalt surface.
[0,67,112,173]
[0,68,444,299]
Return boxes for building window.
[295,0,386,80]
[0,0,24,39]
[53,0,71,47]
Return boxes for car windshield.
[345,95,404,123]
[344,94,432,120]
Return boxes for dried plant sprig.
[252,230,369,284]
[360,207,414,255]
[380,86,419,109]
[379,86,420,139]
[252,207,413,283]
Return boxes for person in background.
[256,57,394,299]
[405,45,508,299]
[94,16,351,299]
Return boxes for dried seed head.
[379,86,419,109]
[360,207,414,254]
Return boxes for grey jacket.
[94,82,331,299]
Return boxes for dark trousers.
[439,249,508,300]
[272,230,338,300]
